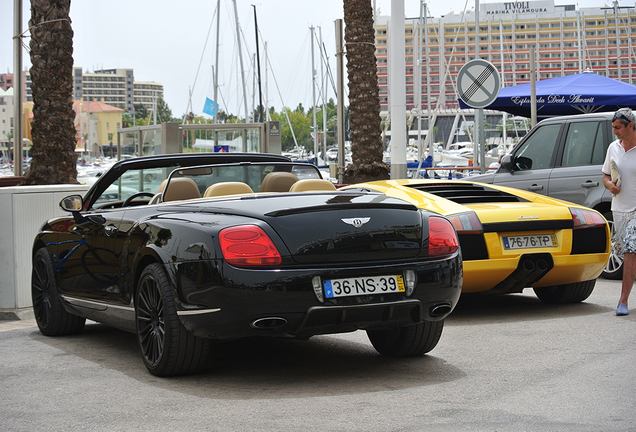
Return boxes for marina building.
[375,1,635,111]
[375,1,636,146]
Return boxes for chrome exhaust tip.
[429,303,452,317]
[250,317,288,330]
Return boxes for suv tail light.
[570,208,606,229]
[428,216,459,256]
[219,225,282,266]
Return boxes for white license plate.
[323,275,405,298]
[502,234,557,250]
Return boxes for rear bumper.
[170,255,462,340]
[462,252,609,293]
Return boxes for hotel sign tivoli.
[482,0,555,15]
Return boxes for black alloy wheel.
[135,264,211,376]
[31,248,86,336]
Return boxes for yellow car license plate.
[324,275,405,298]
[502,234,557,250]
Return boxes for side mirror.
[60,195,83,212]
[500,154,514,172]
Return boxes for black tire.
[533,279,596,304]
[602,212,624,280]
[135,263,211,376]
[367,320,444,357]
[31,248,86,336]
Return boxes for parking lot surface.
[1,278,634,432]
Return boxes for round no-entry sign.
[457,59,501,109]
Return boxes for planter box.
[0,184,90,320]
[0,177,26,187]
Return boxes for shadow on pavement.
[30,323,465,399]
[446,291,613,326]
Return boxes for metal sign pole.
[13,0,23,177]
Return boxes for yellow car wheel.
[533,279,596,304]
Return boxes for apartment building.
[375,1,636,112]
[19,67,163,115]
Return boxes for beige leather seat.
[258,172,299,192]
[204,182,254,197]
[288,179,337,192]
[149,179,168,204]
[162,177,201,202]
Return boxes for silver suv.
[471,112,620,279]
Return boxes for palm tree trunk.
[342,0,389,183]
[23,0,78,185]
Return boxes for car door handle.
[528,184,544,191]
[582,181,599,188]
[104,225,118,237]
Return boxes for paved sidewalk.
[0,318,37,332]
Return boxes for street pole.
[389,0,407,179]
[335,19,345,184]
[13,0,23,177]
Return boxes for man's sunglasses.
[613,111,635,123]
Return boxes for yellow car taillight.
[569,208,606,229]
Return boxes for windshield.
[167,163,322,196]
[93,166,179,208]
[92,162,322,209]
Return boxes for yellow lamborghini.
[344,179,610,304]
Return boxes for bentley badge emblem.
[341,217,370,228]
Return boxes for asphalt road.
[1,278,634,432]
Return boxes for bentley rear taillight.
[428,216,459,256]
[219,225,282,266]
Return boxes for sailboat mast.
[232,0,249,122]
[214,0,220,124]
[311,26,318,162]
[253,5,264,123]
[320,27,327,163]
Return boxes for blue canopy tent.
[458,71,636,117]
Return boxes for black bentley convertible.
[32,153,462,376]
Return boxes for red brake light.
[570,208,606,229]
[219,225,282,266]
[428,216,459,256]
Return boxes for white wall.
[0,184,90,319]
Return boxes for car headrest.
[259,172,299,192]
[162,177,201,202]
[204,182,254,197]
[288,179,337,192]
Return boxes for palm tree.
[23,0,77,185]
[342,0,389,183]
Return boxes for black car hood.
[159,192,425,264]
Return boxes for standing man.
[602,107,636,316]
